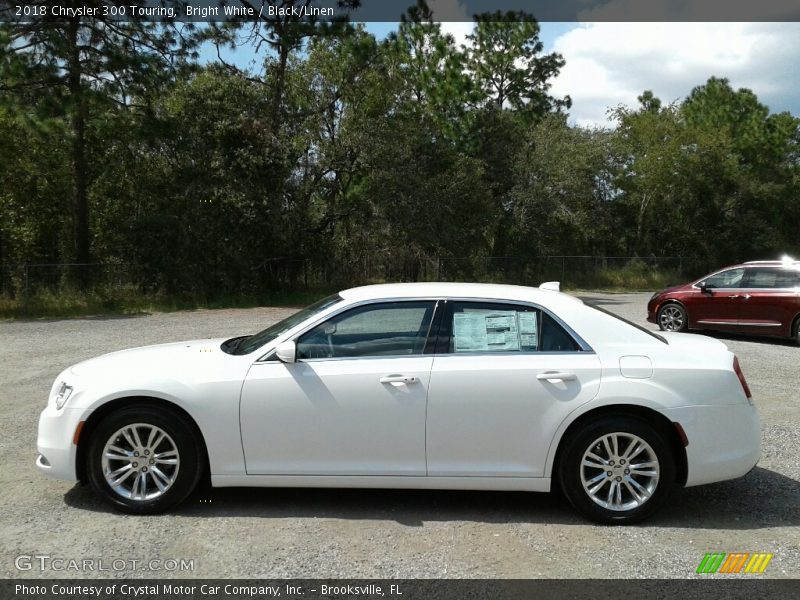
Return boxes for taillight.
[733,356,752,402]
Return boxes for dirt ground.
[1,293,798,579]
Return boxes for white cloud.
[550,23,800,127]
[440,21,474,50]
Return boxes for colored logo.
[696,553,773,574]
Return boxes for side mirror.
[698,281,711,293]
[275,340,296,364]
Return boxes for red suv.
[647,260,800,344]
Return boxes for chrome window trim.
[255,295,594,362]
[433,297,594,355]
[693,265,800,291]
[691,267,746,290]
[256,297,440,362]
[691,286,800,293]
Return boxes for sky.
[201,22,800,128]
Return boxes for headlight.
[54,382,73,410]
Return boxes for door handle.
[726,294,740,299]
[537,372,577,382]
[380,375,418,384]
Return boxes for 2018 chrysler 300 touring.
[37,282,760,523]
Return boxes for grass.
[0,264,684,320]
[0,286,336,320]
[564,268,681,293]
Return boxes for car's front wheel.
[657,302,687,332]
[558,417,675,524]
[86,405,203,514]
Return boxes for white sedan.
[36,283,760,523]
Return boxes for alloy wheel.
[101,423,181,501]
[580,432,660,511]
[659,305,685,331]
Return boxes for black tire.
[558,416,675,525]
[793,316,800,346]
[657,302,688,332]
[86,404,204,514]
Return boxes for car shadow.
[63,466,798,530]
[576,295,638,306]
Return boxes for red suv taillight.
[733,356,752,402]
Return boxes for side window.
[703,268,745,289]
[743,268,797,289]
[541,312,582,352]
[442,302,580,353]
[296,301,435,359]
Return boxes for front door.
[691,267,746,330]
[240,301,437,475]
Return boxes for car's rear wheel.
[657,303,687,332]
[558,417,675,524]
[86,405,203,514]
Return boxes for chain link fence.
[0,255,711,299]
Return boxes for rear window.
[743,267,800,289]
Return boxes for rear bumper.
[661,403,760,487]
[36,405,86,482]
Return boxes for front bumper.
[36,405,88,482]
[661,402,760,487]
[646,301,658,324]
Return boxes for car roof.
[741,260,800,267]
[339,282,583,305]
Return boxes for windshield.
[228,294,343,355]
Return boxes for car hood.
[657,282,692,295]
[69,338,229,378]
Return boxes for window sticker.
[453,310,535,352]
[485,312,520,351]
[518,312,538,350]
[453,313,489,351]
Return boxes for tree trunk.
[68,18,90,286]
[269,44,290,136]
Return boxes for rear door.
[425,300,601,478]
[738,267,800,336]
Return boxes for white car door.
[239,300,438,476]
[426,300,601,478]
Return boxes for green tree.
[466,12,569,115]
[510,114,614,259]
[682,78,800,261]
[383,1,471,138]
[0,2,191,279]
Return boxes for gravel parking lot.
[1,292,798,579]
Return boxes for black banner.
[4,579,800,600]
[2,0,800,23]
